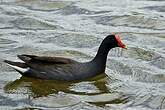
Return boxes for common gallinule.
[4,34,126,81]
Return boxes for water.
[0,0,165,109]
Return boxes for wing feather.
[17,54,75,64]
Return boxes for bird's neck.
[92,43,112,66]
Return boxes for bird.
[4,34,127,81]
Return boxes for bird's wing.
[17,54,76,64]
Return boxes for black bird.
[4,34,126,81]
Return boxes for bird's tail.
[4,60,29,74]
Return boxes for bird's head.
[103,34,127,49]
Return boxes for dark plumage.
[4,34,126,81]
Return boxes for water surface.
[0,0,165,109]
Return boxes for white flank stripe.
[7,64,30,73]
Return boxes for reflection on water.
[3,75,127,108]
[4,74,107,98]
